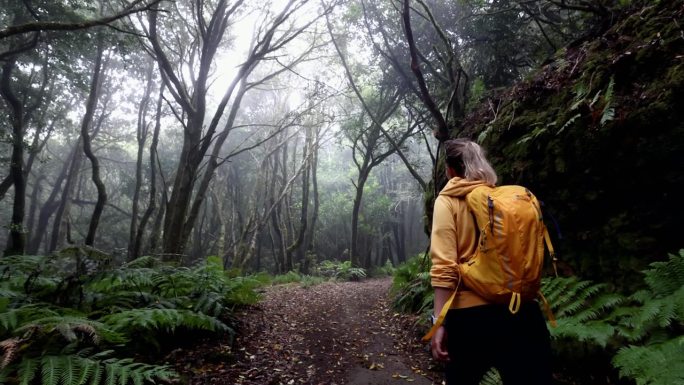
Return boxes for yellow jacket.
[430,177,491,309]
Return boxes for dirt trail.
[180,278,442,385]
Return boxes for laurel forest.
[0,0,682,384]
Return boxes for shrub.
[318,260,367,281]
[390,254,432,321]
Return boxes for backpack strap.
[543,225,558,277]
[541,224,558,327]
[508,292,522,314]
[538,290,558,328]
[422,274,461,341]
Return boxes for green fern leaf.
[41,356,60,385]
[75,357,97,385]
[123,256,160,269]
[613,336,684,385]
[18,358,38,385]
[643,251,684,297]
[0,367,8,384]
[62,355,77,385]
[100,308,229,335]
[479,367,502,385]
[15,315,127,345]
[89,361,103,385]
[130,367,144,385]
[0,308,18,332]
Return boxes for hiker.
[429,138,552,385]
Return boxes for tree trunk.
[1,59,26,256]
[128,62,154,259]
[268,154,286,273]
[350,169,370,268]
[28,160,66,254]
[49,139,83,252]
[302,126,320,273]
[148,192,166,255]
[133,84,163,259]
[25,174,44,245]
[291,129,311,272]
[81,33,107,247]
[392,217,406,263]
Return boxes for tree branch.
[0,0,163,39]
[402,0,448,140]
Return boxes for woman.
[429,138,552,385]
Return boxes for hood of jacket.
[439,177,490,198]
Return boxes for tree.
[80,31,107,246]
[326,6,425,267]
[141,0,333,256]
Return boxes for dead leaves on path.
[174,278,443,384]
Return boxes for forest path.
[180,278,442,384]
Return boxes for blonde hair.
[444,139,498,185]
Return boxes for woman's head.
[444,139,497,185]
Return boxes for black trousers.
[443,302,552,385]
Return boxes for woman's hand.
[431,325,450,362]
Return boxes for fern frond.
[17,357,38,385]
[102,357,176,385]
[151,269,195,298]
[87,268,157,294]
[479,367,502,385]
[600,76,616,126]
[9,354,177,385]
[75,356,98,385]
[613,336,684,385]
[123,256,160,269]
[100,308,230,335]
[643,250,684,297]
[14,315,127,345]
[0,255,48,275]
[545,277,600,314]
[41,356,61,385]
[551,318,615,347]
[557,113,581,135]
[0,305,60,333]
[0,287,21,301]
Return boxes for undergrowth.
[0,250,259,385]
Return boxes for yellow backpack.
[423,185,557,341]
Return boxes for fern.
[613,336,684,385]
[600,76,616,126]
[13,315,127,345]
[0,305,61,333]
[1,252,254,385]
[318,260,367,281]
[642,250,684,297]
[391,255,433,317]
[100,308,230,335]
[479,367,502,385]
[613,251,684,343]
[40,356,60,385]
[0,255,48,275]
[123,256,160,269]
[17,358,39,385]
[9,354,176,385]
[541,277,623,347]
[557,113,581,135]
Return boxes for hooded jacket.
[430,177,491,309]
